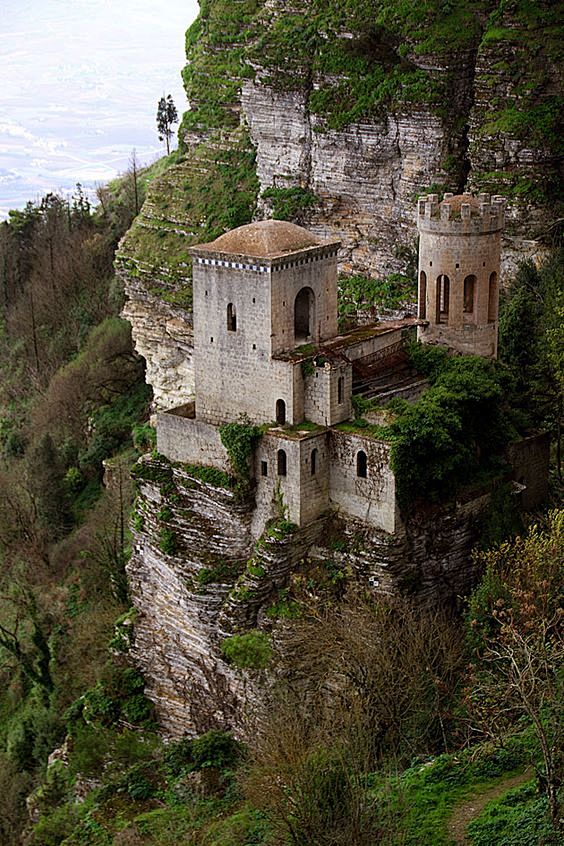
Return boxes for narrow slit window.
[277,449,287,477]
[311,448,318,475]
[227,302,237,332]
[436,275,450,324]
[261,460,268,477]
[337,376,344,405]
[488,272,498,323]
[419,271,427,319]
[356,450,367,478]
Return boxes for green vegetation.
[185,463,233,489]
[117,128,258,293]
[219,416,263,495]
[389,345,518,509]
[498,250,563,480]
[261,186,317,222]
[338,272,416,327]
[221,631,273,669]
[468,782,561,846]
[0,181,153,843]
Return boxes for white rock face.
[121,278,194,411]
[243,80,446,277]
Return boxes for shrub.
[159,527,177,555]
[221,631,272,669]
[390,349,516,509]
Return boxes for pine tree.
[156,95,178,155]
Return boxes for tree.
[466,510,564,827]
[156,95,178,155]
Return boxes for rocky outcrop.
[128,455,492,737]
[243,80,443,277]
[121,279,193,411]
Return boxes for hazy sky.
[0,0,200,218]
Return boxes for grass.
[381,731,539,845]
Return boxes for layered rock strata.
[128,455,493,738]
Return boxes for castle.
[155,192,534,535]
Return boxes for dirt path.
[447,769,532,846]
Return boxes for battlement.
[417,193,506,235]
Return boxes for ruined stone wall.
[507,433,550,511]
[156,411,230,470]
[329,432,398,534]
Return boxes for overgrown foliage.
[219,415,263,496]
[390,345,518,509]
[498,250,563,479]
[465,510,564,826]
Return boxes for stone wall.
[252,430,330,531]
[156,408,230,471]
[507,433,550,511]
[417,196,503,358]
[329,432,398,534]
[269,250,339,354]
[304,361,352,427]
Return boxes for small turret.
[416,193,506,358]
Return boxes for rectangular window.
[261,461,268,477]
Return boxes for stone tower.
[189,220,340,426]
[416,193,506,358]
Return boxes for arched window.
[356,450,367,478]
[337,376,344,405]
[227,303,237,332]
[463,274,476,314]
[418,270,427,319]
[294,287,315,343]
[311,448,318,475]
[436,275,450,324]
[277,449,287,476]
[488,272,498,323]
[276,399,286,425]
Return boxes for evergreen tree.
[156,94,178,155]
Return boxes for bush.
[390,350,516,509]
[221,631,272,669]
[163,730,244,777]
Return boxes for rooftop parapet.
[417,193,506,234]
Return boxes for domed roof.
[442,194,481,215]
[193,219,327,258]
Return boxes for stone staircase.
[352,349,427,403]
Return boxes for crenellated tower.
[416,193,506,358]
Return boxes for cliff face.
[128,455,493,738]
[117,0,561,409]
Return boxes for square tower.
[189,220,340,426]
